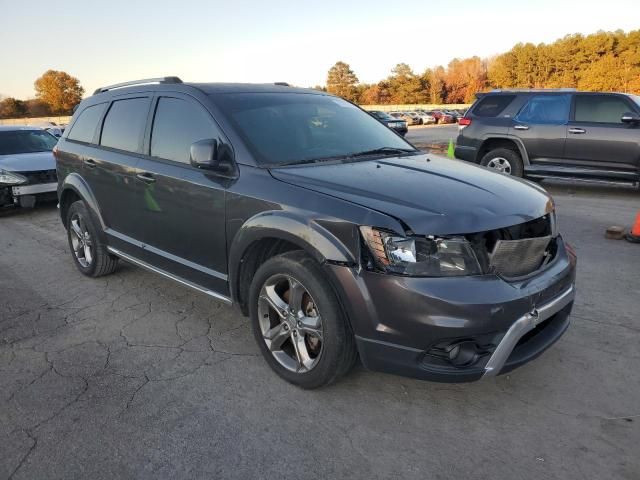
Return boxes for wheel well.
[477,138,521,162]
[59,189,81,226]
[236,238,303,315]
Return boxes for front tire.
[480,148,524,177]
[249,251,357,389]
[66,200,118,277]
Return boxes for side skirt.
[107,246,232,305]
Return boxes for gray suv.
[56,78,576,388]
[455,89,640,184]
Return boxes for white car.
[0,126,58,208]
[413,111,437,125]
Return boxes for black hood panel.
[270,154,553,235]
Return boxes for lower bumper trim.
[483,284,575,377]
[12,182,57,195]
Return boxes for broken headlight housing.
[0,170,27,185]
[360,226,482,277]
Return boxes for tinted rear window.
[472,95,516,117]
[67,103,107,143]
[574,95,633,124]
[100,98,150,152]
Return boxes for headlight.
[360,227,482,277]
[0,170,27,185]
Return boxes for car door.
[133,94,232,296]
[84,96,151,253]
[509,93,571,164]
[564,94,640,171]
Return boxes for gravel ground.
[1,180,639,480]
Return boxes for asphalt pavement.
[1,180,639,479]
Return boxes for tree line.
[322,29,640,105]
[0,70,84,119]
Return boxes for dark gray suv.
[455,89,640,185]
[55,77,576,388]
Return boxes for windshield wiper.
[270,147,418,168]
[349,147,417,158]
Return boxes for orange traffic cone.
[626,211,640,243]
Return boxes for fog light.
[447,341,479,367]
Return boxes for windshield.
[213,93,415,166]
[0,129,58,155]
[632,95,640,109]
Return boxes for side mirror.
[190,139,218,169]
[621,112,640,124]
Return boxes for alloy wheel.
[69,213,93,268]
[257,274,323,373]
[486,157,512,174]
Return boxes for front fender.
[58,173,105,230]
[228,210,359,302]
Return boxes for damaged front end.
[360,213,559,280]
[0,169,58,208]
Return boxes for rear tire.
[480,148,524,177]
[249,251,357,389]
[66,200,118,277]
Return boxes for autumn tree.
[0,98,28,118]
[387,63,427,104]
[34,70,84,115]
[444,57,488,103]
[326,61,359,102]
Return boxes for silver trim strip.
[105,228,227,281]
[12,182,57,195]
[107,247,232,305]
[483,284,574,377]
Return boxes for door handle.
[568,127,586,134]
[136,172,156,184]
[84,158,97,168]
[513,124,529,130]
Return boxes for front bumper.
[11,182,57,195]
[326,236,576,382]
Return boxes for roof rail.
[489,88,577,93]
[274,82,290,86]
[93,76,183,95]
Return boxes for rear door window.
[515,94,571,124]
[67,103,107,143]
[574,95,633,124]
[150,97,217,164]
[100,97,151,152]
[472,95,516,117]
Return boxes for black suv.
[56,78,576,388]
[455,89,640,184]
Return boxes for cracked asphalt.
[1,181,639,480]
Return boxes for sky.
[1,0,638,99]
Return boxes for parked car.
[31,121,65,138]
[407,111,436,125]
[368,110,408,136]
[56,77,576,388]
[0,126,58,208]
[444,109,463,122]
[390,111,420,126]
[428,110,456,124]
[414,110,437,125]
[455,89,640,183]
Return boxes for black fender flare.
[478,134,530,165]
[228,210,358,303]
[58,173,106,231]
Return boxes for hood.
[270,154,554,235]
[0,151,56,173]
